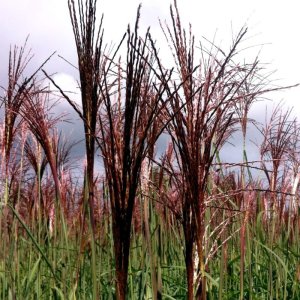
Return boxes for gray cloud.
[1,0,300,177]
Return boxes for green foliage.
[1,192,300,299]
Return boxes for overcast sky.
[1,1,299,86]
[1,0,300,168]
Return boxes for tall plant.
[159,2,271,298]
[96,8,171,298]
[64,0,105,233]
[1,40,53,203]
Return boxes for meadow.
[0,0,300,299]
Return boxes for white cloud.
[50,73,81,109]
[1,0,300,156]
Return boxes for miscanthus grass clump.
[0,0,300,299]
